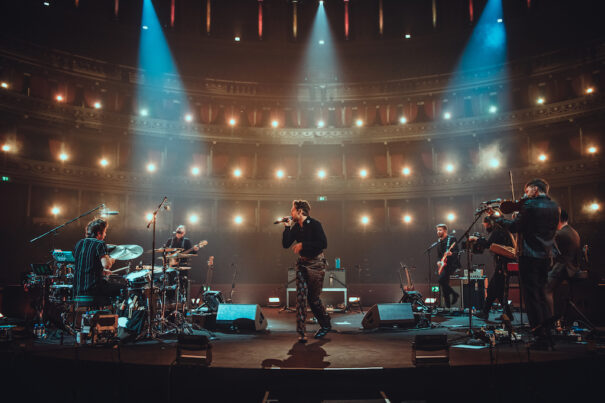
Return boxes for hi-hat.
[108,244,144,260]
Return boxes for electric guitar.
[437,241,456,275]
[168,240,208,266]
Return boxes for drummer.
[164,225,199,267]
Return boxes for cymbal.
[167,253,196,259]
[154,247,183,253]
[109,244,144,261]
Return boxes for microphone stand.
[424,241,439,309]
[29,203,105,244]
[144,197,168,339]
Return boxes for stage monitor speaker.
[361,303,415,329]
[216,304,267,331]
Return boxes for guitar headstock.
[199,240,208,248]
[208,255,214,266]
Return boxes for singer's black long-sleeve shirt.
[282,216,328,258]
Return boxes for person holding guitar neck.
[435,224,460,309]
[164,225,199,266]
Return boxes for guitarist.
[164,225,199,266]
[435,224,460,309]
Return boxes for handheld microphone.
[273,216,292,224]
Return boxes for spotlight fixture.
[1,144,11,152]
[348,296,360,303]
[43,2,50,7]
[55,94,64,102]
[403,215,412,223]
[228,118,236,126]
[443,112,452,120]
[93,101,102,109]
[399,116,407,124]
[99,158,109,167]
[359,169,368,178]
[146,162,156,172]
[585,87,594,94]
[447,213,456,222]
[184,114,193,122]
[445,163,455,173]
[317,120,325,128]
[536,97,545,105]
[233,168,242,178]
[587,146,597,154]
[317,169,327,179]
[355,119,364,127]
[271,120,279,128]
[234,215,243,224]
[538,154,547,162]
[191,166,201,176]
[140,108,149,117]
[58,152,69,162]
[489,105,498,114]
[361,216,370,225]
[1,82,8,89]
[497,18,503,23]
[189,214,199,224]
[276,169,285,179]
[318,40,325,45]
[51,206,61,216]
[405,34,411,39]
[402,167,411,176]
[234,36,241,42]
[142,25,149,30]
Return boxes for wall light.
[587,146,597,154]
[276,169,285,179]
[146,162,156,172]
[99,158,109,167]
[317,120,325,128]
[399,116,407,124]
[355,119,364,127]
[59,152,69,162]
[536,97,545,105]
[184,114,193,122]
[55,94,64,102]
[445,163,455,173]
[538,154,547,162]
[234,215,243,224]
[447,213,456,222]
[403,215,412,223]
[443,112,452,120]
[488,105,498,114]
[359,169,368,178]
[361,216,370,225]
[402,167,411,176]
[1,144,11,152]
[317,169,327,179]
[140,108,149,117]
[585,87,594,94]
[191,166,201,176]
[51,206,61,216]
[229,118,236,126]
[271,120,279,128]
[1,82,9,89]
[94,101,102,109]
[189,214,199,224]
[233,168,242,178]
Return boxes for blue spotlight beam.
[301,1,340,83]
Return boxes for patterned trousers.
[295,255,331,335]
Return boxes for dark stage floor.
[1,307,603,402]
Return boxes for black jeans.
[483,267,513,318]
[438,270,458,308]
[519,256,552,330]
[295,255,331,335]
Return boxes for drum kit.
[25,243,202,338]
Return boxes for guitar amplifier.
[287,268,346,288]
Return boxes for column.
[386,144,392,177]
[384,199,390,231]
[297,146,302,179]
[253,146,258,178]
[207,144,214,176]
[341,145,347,180]
[256,200,261,232]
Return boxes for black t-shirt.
[74,237,108,295]
[282,216,328,258]
[164,237,193,251]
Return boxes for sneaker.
[314,326,331,339]
[298,334,307,344]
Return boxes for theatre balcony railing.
[1,154,602,201]
[0,90,604,145]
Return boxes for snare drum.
[124,269,150,288]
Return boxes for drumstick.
[111,266,130,274]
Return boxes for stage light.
[188,214,199,224]
[402,167,411,176]
[590,202,600,212]
[399,116,407,124]
[497,18,503,23]
[58,152,69,162]
[1,144,10,152]
[445,163,455,173]
[359,169,368,178]
[51,206,60,216]
[586,87,594,94]
[425,297,437,304]
[234,36,241,42]
[271,120,279,128]
[93,101,102,109]
[489,158,500,168]
[405,34,411,39]
[184,113,193,122]
[317,169,327,179]
[276,169,285,179]
[55,94,64,102]
[443,112,452,120]
[268,297,280,304]
[228,118,236,126]
[140,108,149,117]
[142,25,149,30]
[587,146,597,154]
[489,105,498,114]
[233,168,242,178]
[538,153,547,162]
[191,166,201,176]
[146,212,154,221]
[361,216,370,225]
[319,0,324,4]
[99,158,109,167]
[234,215,243,224]
[318,40,325,45]
[348,296,360,303]
[146,162,156,172]
[355,119,364,127]
[1,82,8,89]
[43,1,50,7]
[403,215,412,223]
[536,97,545,105]
[447,213,456,222]
[317,120,325,128]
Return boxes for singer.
[435,224,460,309]
[164,225,198,265]
[281,200,331,343]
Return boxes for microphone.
[273,216,292,224]
[481,198,502,205]
[101,205,119,215]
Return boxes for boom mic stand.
[424,241,439,309]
